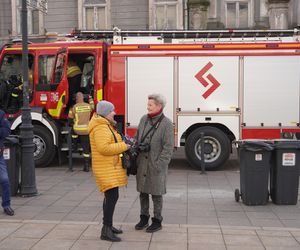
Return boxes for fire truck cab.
[0,41,104,167]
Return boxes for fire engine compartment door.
[178,57,239,112]
[243,56,300,127]
[126,57,174,126]
[47,48,69,118]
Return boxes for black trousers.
[103,187,119,226]
[79,135,90,157]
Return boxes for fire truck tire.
[33,125,55,167]
[185,126,231,170]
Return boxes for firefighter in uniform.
[9,69,33,111]
[68,92,94,172]
[67,60,82,108]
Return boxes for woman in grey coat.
[135,93,174,233]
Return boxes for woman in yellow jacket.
[89,100,130,242]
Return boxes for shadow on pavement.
[47,146,240,172]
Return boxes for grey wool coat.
[135,113,174,195]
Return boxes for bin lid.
[237,140,273,151]
[3,135,19,146]
[273,140,300,149]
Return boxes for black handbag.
[108,125,137,176]
[122,148,138,176]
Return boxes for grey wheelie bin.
[1,135,20,196]
[235,140,273,205]
[270,140,300,205]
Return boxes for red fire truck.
[0,28,300,169]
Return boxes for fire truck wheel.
[185,126,231,170]
[33,125,55,167]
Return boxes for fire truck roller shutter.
[11,111,57,167]
[185,126,231,170]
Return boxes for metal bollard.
[200,132,206,174]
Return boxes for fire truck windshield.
[0,54,34,113]
[0,55,22,81]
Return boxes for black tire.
[32,125,55,167]
[185,126,231,170]
[235,189,240,202]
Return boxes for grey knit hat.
[96,100,115,117]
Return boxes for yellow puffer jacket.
[88,114,128,192]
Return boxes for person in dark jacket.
[135,94,174,233]
[0,109,14,216]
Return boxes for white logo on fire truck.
[195,62,221,99]
[50,92,59,102]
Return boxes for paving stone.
[256,229,292,237]
[188,233,224,244]
[11,223,56,238]
[109,241,149,250]
[249,218,284,227]
[44,224,88,240]
[259,235,300,248]
[149,241,187,250]
[0,237,39,250]
[152,232,187,243]
[70,239,111,250]
[226,246,264,250]
[222,228,257,235]
[31,239,75,250]
[188,244,226,250]
[223,234,263,246]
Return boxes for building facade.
[0,0,299,43]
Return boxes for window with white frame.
[225,1,251,28]
[79,0,110,30]
[13,0,44,36]
[149,0,183,30]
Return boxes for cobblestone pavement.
[0,148,300,250]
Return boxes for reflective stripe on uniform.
[83,153,90,158]
[74,125,89,131]
[67,66,81,78]
[72,135,79,138]
[75,106,91,113]
[11,93,18,97]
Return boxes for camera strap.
[108,125,118,143]
[140,114,164,144]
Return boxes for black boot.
[135,215,150,230]
[83,158,90,172]
[100,225,121,242]
[111,226,123,234]
[146,218,162,233]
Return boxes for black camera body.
[137,142,151,153]
[131,142,151,155]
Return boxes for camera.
[137,142,151,153]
